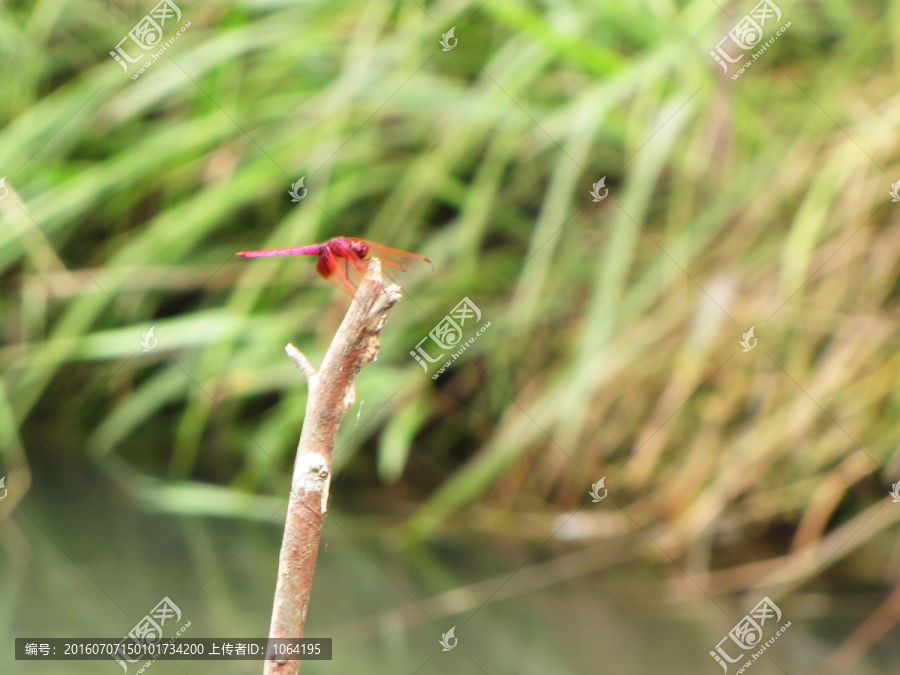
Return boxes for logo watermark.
[890,181,900,202]
[710,596,791,673]
[889,482,900,503]
[740,326,757,352]
[439,626,457,651]
[115,597,191,673]
[589,477,608,503]
[589,177,608,202]
[440,27,457,51]
[709,1,790,80]
[288,177,307,202]
[109,1,192,80]
[410,297,491,380]
[0,476,7,501]
[140,326,157,352]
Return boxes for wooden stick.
[264,260,402,674]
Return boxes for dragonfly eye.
[355,243,369,258]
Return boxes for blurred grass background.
[1,0,900,671]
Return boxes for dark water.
[1,463,897,674]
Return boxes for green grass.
[1,0,899,605]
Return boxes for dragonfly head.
[350,240,369,259]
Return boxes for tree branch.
[285,343,318,385]
[264,260,402,674]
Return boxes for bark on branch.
[264,260,402,674]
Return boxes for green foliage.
[1,0,899,590]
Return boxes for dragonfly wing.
[235,244,322,258]
[347,238,432,287]
[347,238,431,265]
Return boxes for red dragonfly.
[236,236,431,295]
